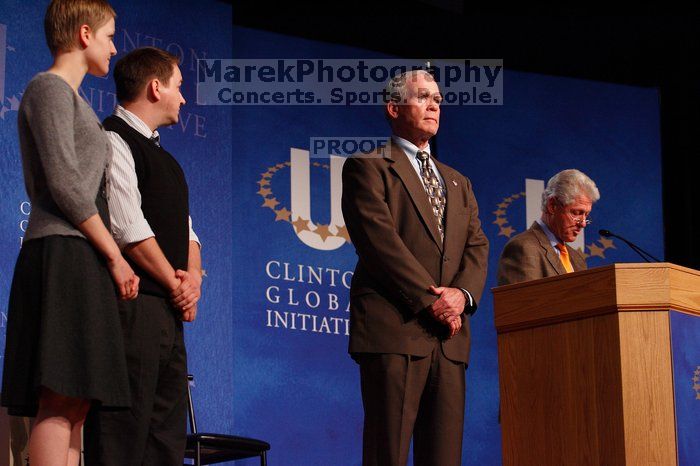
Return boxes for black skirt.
[1,235,130,417]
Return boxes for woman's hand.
[107,255,139,300]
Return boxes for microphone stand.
[599,229,661,263]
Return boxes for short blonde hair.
[44,0,116,56]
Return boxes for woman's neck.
[47,51,88,91]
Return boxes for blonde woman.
[1,1,138,464]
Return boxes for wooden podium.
[492,263,700,466]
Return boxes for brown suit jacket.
[341,141,489,364]
[497,221,587,286]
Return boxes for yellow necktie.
[556,243,574,273]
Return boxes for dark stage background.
[232,5,700,270]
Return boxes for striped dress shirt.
[106,105,200,249]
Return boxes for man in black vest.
[84,47,202,466]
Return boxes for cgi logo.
[257,149,349,251]
[0,23,20,120]
[257,137,389,251]
[1,24,7,116]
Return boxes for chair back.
[186,374,198,434]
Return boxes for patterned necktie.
[416,151,446,241]
[555,243,574,273]
[150,134,161,147]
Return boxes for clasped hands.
[428,285,465,338]
[109,256,139,301]
[170,269,202,322]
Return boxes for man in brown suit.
[341,70,489,466]
[497,169,600,286]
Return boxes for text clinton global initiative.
[264,260,352,336]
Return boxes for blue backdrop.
[0,0,235,436]
[0,2,663,465]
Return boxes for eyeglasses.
[555,200,592,226]
[565,211,592,226]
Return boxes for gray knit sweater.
[18,72,112,241]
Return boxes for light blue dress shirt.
[536,218,564,258]
[392,135,445,187]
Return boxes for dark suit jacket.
[497,221,587,286]
[341,141,489,364]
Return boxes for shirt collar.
[392,135,431,161]
[114,105,160,141]
[536,218,563,247]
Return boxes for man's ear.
[386,101,399,120]
[147,79,161,102]
[78,24,92,49]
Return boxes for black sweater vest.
[103,115,190,298]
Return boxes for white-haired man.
[497,169,600,285]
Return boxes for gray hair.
[541,169,600,210]
[384,69,437,118]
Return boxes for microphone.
[598,229,661,263]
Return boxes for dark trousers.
[358,344,466,466]
[84,294,188,466]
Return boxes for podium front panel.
[670,311,700,465]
